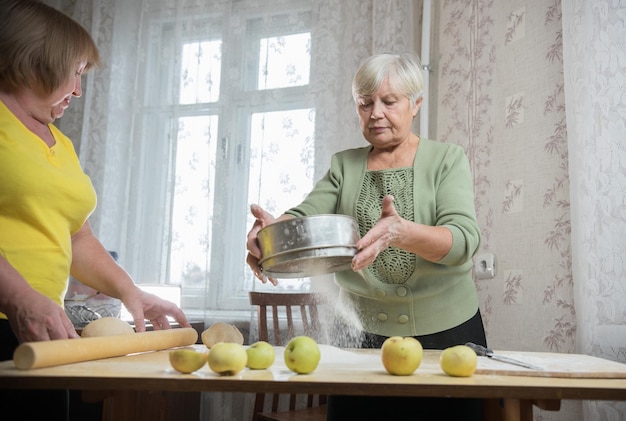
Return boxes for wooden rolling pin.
[13,327,198,370]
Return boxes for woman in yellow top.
[0,1,190,419]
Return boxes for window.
[131,1,315,319]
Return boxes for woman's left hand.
[121,289,191,332]
[352,195,404,271]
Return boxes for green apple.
[246,341,275,369]
[284,336,321,374]
[381,336,423,376]
[169,349,208,374]
[208,342,247,375]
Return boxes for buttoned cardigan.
[285,138,481,337]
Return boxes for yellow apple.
[381,336,423,376]
[207,342,248,375]
[246,341,275,369]
[169,349,208,374]
[440,345,477,377]
[284,336,320,374]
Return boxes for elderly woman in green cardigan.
[246,52,488,421]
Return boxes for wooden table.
[1,344,625,421]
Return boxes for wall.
[434,0,626,419]
[436,0,573,352]
[435,0,572,419]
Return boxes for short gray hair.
[352,53,424,104]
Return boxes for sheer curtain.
[51,0,416,308]
[562,1,626,419]
[48,1,416,418]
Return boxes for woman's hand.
[121,288,191,333]
[352,194,453,271]
[8,290,80,343]
[0,255,79,343]
[352,195,405,271]
[246,204,278,285]
[70,222,190,332]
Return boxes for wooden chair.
[248,291,328,421]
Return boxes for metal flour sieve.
[258,214,360,278]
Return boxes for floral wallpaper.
[437,0,574,356]
[437,0,625,419]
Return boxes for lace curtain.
[562,1,626,419]
[43,0,419,316]
[55,0,415,260]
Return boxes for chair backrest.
[248,291,328,420]
[249,291,324,346]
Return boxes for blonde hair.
[0,0,101,95]
[352,53,424,104]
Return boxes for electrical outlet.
[474,253,496,279]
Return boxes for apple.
[284,336,321,374]
[381,336,423,376]
[440,345,477,377]
[169,348,208,374]
[246,341,275,369]
[207,342,248,375]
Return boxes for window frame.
[132,1,315,320]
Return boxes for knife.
[465,342,544,371]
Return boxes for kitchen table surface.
[1,344,625,420]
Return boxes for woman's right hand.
[246,204,278,285]
[1,256,79,343]
[8,290,79,343]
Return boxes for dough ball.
[81,316,135,337]
[201,322,244,349]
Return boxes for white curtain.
[53,0,146,268]
[562,0,626,419]
[54,0,415,281]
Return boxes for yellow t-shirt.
[0,100,97,319]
